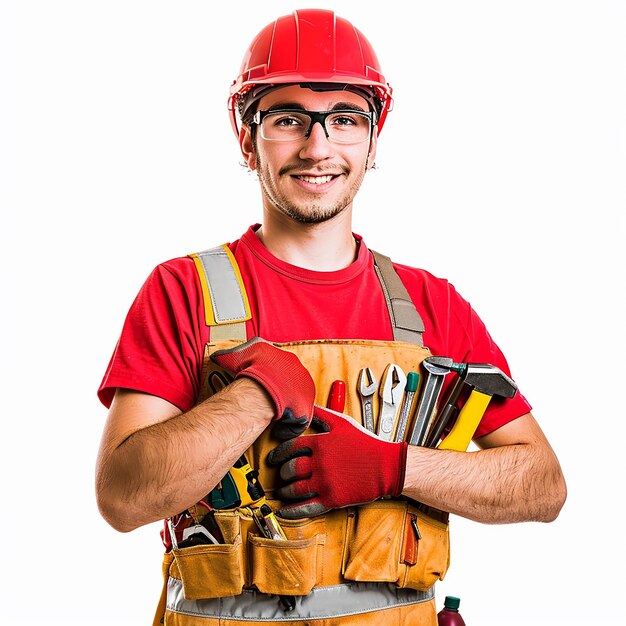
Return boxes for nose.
[299,121,334,161]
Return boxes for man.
[96,9,566,625]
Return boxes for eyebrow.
[266,101,368,113]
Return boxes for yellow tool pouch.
[162,339,450,601]
[154,245,451,624]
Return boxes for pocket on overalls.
[397,506,450,591]
[248,512,326,596]
[342,501,407,583]
[170,512,245,599]
[249,534,323,595]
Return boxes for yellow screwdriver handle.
[438,390,492,451]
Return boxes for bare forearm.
[402,442,566,524]
[96,379,273,532]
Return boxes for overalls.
[154,246,451,626]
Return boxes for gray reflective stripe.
[167,578,434,621]
[195,246,249,323]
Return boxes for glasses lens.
[261,111,310,141]
[324,111,371,143]
[260,111,371,143]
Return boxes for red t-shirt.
[98,225,531,437]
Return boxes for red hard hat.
[228,9,393,137]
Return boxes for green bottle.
[437,596,467,626]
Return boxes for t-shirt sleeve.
[396,264,532,438]
[441,282,533,437]
[97,258,207,412]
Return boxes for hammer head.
[463,364,518,398]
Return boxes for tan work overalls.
[154,246,451,626]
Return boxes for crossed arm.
[95,381,274,532]
[96,382,566,533]
[403,412,566,523]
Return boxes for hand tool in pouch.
[208,454,264,509]
[409,357,455,446]
[178,510,223,548]
[250,502,294,611]
[357,367,377,431]
[437,363,517,451]
[209,454,296,611]
[252,503,287,540]
[424,374,466,448]
[377,364,407,440]
[394,371,420,442]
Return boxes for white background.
[1,1,624,624]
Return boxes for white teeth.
[297,175,333,184]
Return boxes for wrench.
[408,356,455,446]
[377,364,407,441]
[357,367,377,432]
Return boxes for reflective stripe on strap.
[189,245,251,326]
[167,578,434,621]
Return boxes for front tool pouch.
[195,338,446,596]
[342,501,450,592]
[397,506,450,591]
[248,511,326,596]
[249,534,323,596]
[169,513,245,599]
[343,501,406,583]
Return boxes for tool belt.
[155,246,451,623]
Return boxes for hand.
[267,405,408,518]
[211,337,315,439]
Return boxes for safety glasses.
[251,109,375,144]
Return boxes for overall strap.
[188,245,251,342]
[371,250,425,346]
[189,244,425,346]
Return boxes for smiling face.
[239,85,378,225]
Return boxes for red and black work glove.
[211,337,315,439]
[267,405,408,518]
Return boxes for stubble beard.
[255,154,368,225]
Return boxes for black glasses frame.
[251,108,376,143]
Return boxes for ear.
[366,127,378,170]
[239,125,257,170]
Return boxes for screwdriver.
[394,372,420,442]
[251,505,294,611]
[260,504,287,539]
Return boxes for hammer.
[436,363,518,451]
